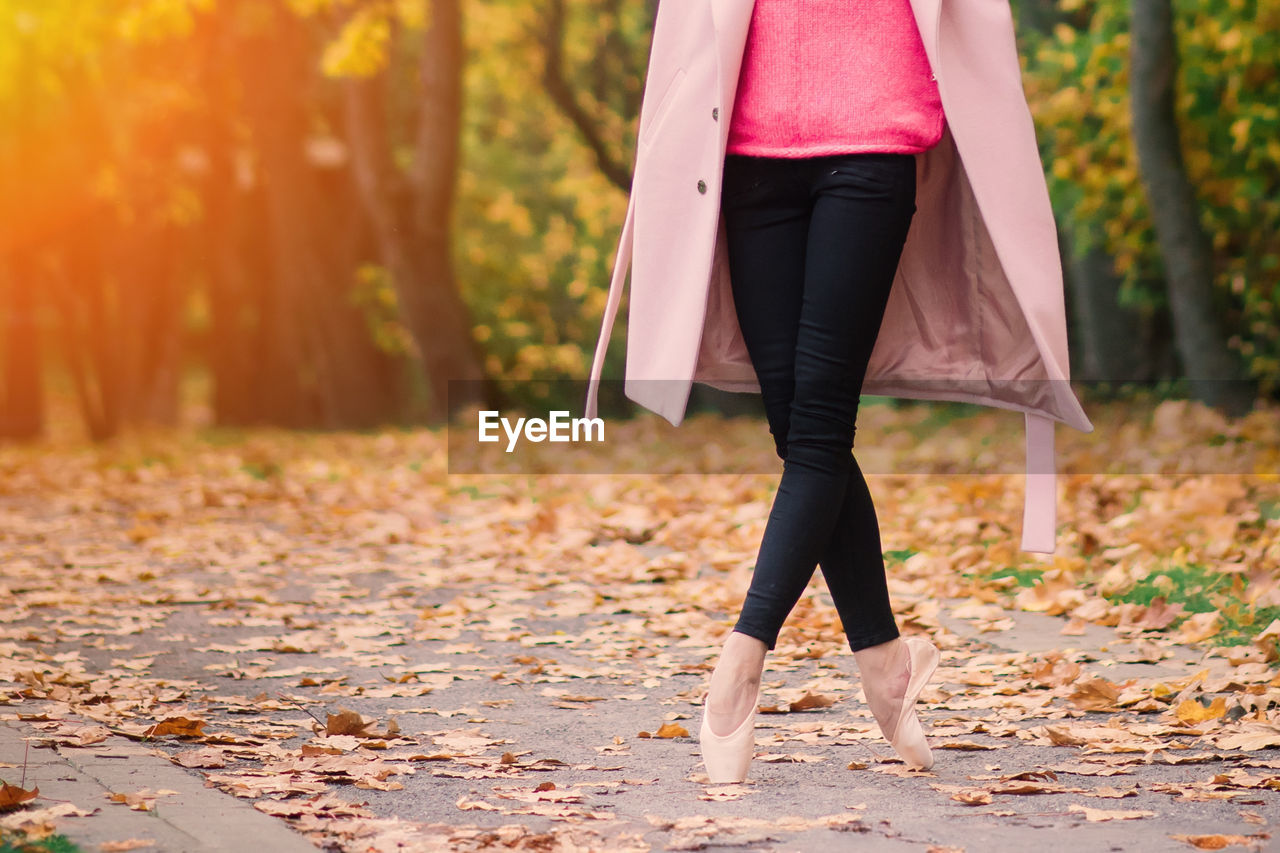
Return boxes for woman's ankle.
[705,632,767,735]
[852,635,906,676]
[722,630,768,669]
[710,633,766,690]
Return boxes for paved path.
[3,590,1275,852]
[0,720,318,852]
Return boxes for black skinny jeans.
[719,151,917,653]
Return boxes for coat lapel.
[906,0,944,80]
[708,0,755,127]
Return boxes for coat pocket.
[638,67,687,149]
[826,153,913,190]
[719,156,776,208]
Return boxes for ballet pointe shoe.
[884,636,940,770]
[698,688,759,783]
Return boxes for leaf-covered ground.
[1,397,1278,851]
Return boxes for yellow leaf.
[1175,696,1227,724]
[654,722,689,739]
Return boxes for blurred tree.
[538,0,648,192]
[1130,0,1255,414]
[0,0,188,439]
[0,274,43,441]
[231,1,404,428]
[191,5,298,426]
[454,0,648,417]
[1022,0,1279,404]
[325,0,494,422]
[1012,0,1160,387]
[0,0,420,436]
[0,39,44,441]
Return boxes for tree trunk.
[237,9,401,429]
[1012,0,1154,388]
[195,7,284,427]
[204,122,260,426]
[1129,0,1255,414]
[308,149,404,428]
[0,258,44,441]
[109,220,182,427]
[1060,227,1149,384]
[244,186,319,428]
[0,51,45,441]
[342,0,492,424]
[45,209,118,442]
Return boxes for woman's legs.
[705,154,808,737]
[818,455,898,650]
[706,152,917,736]
[729,152,915,649]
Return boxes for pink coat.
[584,0,1095,554]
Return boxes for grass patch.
[955,558,1275,648]
[899,401,985,439]
[239,460,283,481]
[1110,563,1230,613]
[957,564,1046,589]
[1106,562,1275,647]
[1205,597,1280,648]
[987,566,1047,588]
[1260,499,1280,522]
[0,832,83,853]
[450,484,501,501]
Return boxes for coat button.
[697,179,707,194]
[712,107,719,121]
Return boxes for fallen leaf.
[1169,833,1270,849]
[936,740,1000,751]
[1069,677,1121,711]
[0,783,38,812]
[326,708,374,737]
[1067,803,1155,821]
[99,840,157,851]
[1176,697,1228,725]
[144,716,206,738]
[699,785,750,801]
[788,692,836,712]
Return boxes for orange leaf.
[0,782,38,811]
[326,708,372,736]
[100,841,158,852]
[1069,677,1120,711]
[1137,596,1184,630]
[145,716,206,738]
[788,692,835,712]
[1169,834,1265,850]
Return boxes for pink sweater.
[726,0,946,157]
